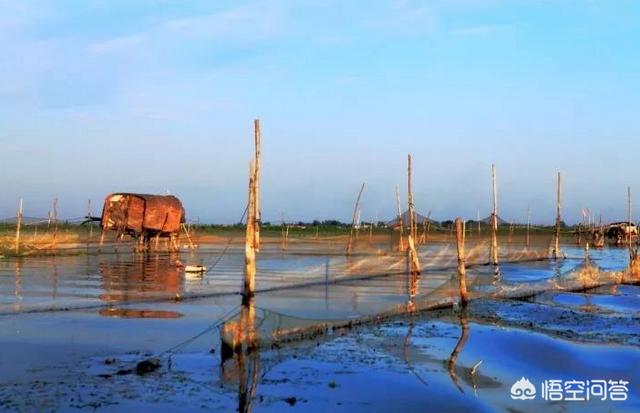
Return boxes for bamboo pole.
[244,160,257,303]
[15,199,23,254]
[280,212,286,250]
[181,223,195,249]
[87,199,93,246]
[253,119,261,251]
[346,183,366,255]
[407,155,420,274]
[407,234,420,275]
[553,172,562,259]
[454,218,469,306]
[628,186,632,251]
[407,155,416,241]
[526,205,531,248]
[628,188,639,276]
[395,184,404,251]
[490,164,499,266]
[52,198,58,251]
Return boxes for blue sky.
[1,0,639,224]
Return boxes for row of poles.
[239,117,639,305]
[12,198,61,254]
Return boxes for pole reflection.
[447,308,470,393]
[221,297,260,413]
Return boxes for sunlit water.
[0,243,637,412]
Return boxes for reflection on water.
[98,308,183,318]
[447,309,470,393]
[98,253,183,303]
[14,258,22,312]
[221,297,260,413]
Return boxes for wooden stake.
[407,155,416,241]
[526,205,531,248]
[628,186,632,251]
[87,199,93,246]
[244,160,257,302]
[281,212,286,250]
[181,223,195,249]
[407,234,421,275]
[346,183,366,255]
[52,198,58,251]
[253,119,261,251]
[395,184,404,251]
[490,164,499,266]
[553,172,562,259]
[455,218,469,306]
[15,198,23,254]
[407,155,420,274]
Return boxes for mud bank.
[1,289,638,412]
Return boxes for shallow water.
[2,308,638,412]
[0,243,638,411]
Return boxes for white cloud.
[163,2,286,41]
[89,34,144,54]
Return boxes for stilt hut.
[100,193,185,249]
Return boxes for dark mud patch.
[468,296,640,347]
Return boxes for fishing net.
[219,236,640,352]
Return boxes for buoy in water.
[184,265,206,273]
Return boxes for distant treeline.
[0,219,584,239]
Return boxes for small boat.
[184,265,207,273]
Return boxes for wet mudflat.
[0,243,638,412]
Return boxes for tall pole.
[407,154,420,274]
[553,172,562,259]
[490,164,499,266]
[243,160,257,303]
[253,119,261,251]
[628,186,632,252]
[52,198,58,251]
[526,205,531,248]
[346,183,366,255]
[407,155,416,241]
[455,218,469,306]
[87,199,93,246]
[15,198,23,254]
